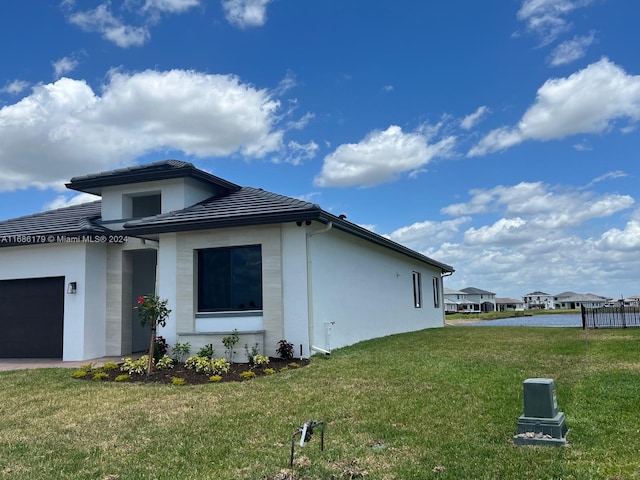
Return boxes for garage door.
[0,276,64,358]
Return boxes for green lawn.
[1,326,639,479]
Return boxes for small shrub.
[209,375,222,383]
[72,370,88,378]
[245,343,260,364]
[185,356,213,373]
[197,344,214,359]
[171,377,186,386]
[115,374,131,382]
[102,362,118,371]
[172,342,191,362]
[279,366,289,372]
[155,354,174,370]
[288,362,300,369]
[253,354,270,366]
[80,363,95,371]
[276,339,294,359]
[263,368,276,375]
[153,336,169,362]
[240,371,256,380]
[121,355,149,375]
[211,358,230,375]
[222,329,240,362]
[92,372,108,381]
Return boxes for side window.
[412,272,422,308]
[432,276,441,308]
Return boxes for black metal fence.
[581,305,640,329]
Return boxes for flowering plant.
[134,294,171,375]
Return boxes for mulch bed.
[75,357,309,384]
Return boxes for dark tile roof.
[123,186,321,231]
[0,201,106,246]
[66,159,240,195]
[461,287,496,295]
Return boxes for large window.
[197,245,263,312]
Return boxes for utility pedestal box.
[513,378,567,446]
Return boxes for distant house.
[523,291,554,310]
[0,160,454,361]
[443,287,475,314]
[496,298,525,312]
[461,287,496,313]
[553,292,608,309]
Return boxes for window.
[197,245,262,312]
[432,276,441,308]
[132,194,161,217]
[412,271,422,308]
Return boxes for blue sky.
[1,0,639,300]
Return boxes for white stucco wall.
[0,242,107,360]
[306,225,444,353]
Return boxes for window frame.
[412,271,422,308]
[432,276,441,308]
[196,244,263,313]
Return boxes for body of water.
[462,313,582,328]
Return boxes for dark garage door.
[0,276,64,358]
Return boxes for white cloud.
[44,193,100,210]
[64,0,200,47]
[517,0,595,45]
[280,140,319,165]
[385,217,471,251]
[0,69,285,191]
[0,80,30,95]
[222,0,271,28]
[460,106,489,130]
[464,217,534,246]
[142,0,201,13]
[52,56,80,79]
[596,220,640,251]
[548,31,596,66]
[469,58,640,156]
[314,125,456,188]
[67,3,150,48]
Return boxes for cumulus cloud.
[0,80,29,95]
[64,0,200,47]
[52,56,80,79]
[441,181,634,229]
[517,0,595,45]
[0,69,285,191]
[44,193,100,210]
[468,58,640,156]
[314,125,456,188]
[596,220,640,251]
[548,31,596,66]
[222,0,271,28]
[385,217,471,251]
[460,106,489,130]
[67,3,150,47]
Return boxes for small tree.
[135,295,171,376]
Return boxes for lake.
[460,313,582,328]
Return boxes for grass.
[1,326,639,479]
[446,308,579,320]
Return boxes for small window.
[432,276,441,308]
[412,272,422,308]
[132,194,161,217]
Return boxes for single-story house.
[495,297,525,312]
[553,292,608,310]
[0,160,454,361]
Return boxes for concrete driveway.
[0,356,131,371]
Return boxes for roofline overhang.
[66,164,241,196]
[121,209,454,273]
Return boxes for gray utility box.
[513,378,568,446]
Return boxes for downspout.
[306,222,333,355]
[441,270,453,322]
